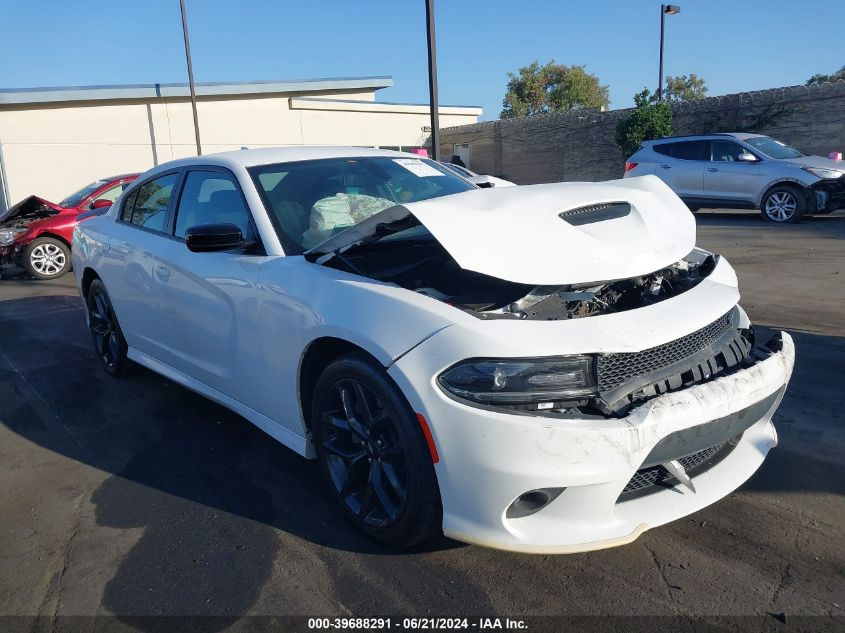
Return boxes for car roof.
[104,173,140,182]
[147,146,420,174]
[644,132,765,144]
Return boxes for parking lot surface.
[1,210,843,629]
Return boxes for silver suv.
[624,133,845,223]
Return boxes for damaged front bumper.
[391,330,794,554]
[0,242,25,269]
[812,175,845,212]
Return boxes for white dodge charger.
[72,147,795,553]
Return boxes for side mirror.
[185,223,244,252]
[91,198,113,209]
[737,152,758,163]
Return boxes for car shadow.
[1,291,843,626]
[0,293,463,557]
[0,292,467,629]
[693,208,845,236]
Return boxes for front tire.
[761,186,806,223]
[312,353,441,548]
[86,279,131,377]
[22,237,71,279]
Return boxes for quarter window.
[174,171,253,240]
[122,173,177,232]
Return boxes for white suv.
[624,133,845,223]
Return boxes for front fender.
[755,176,816,206]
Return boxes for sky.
[1,0,842,121]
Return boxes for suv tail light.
[624,162,638,172]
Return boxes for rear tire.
[86,279,131,377]
[22,237,71,279]
[761,186,806,223]
[312,352,441,548]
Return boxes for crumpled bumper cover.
[0,242,25,268]
[812,175,845,211]
[390,332,795,554]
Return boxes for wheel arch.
[756,178,814,208]
[80,267,101,299]
[298,336,385,434]
[31,231,72,250]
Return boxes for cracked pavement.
[0,209,843,628]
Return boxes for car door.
[99,171,180,360]
[655,140,708,199]
[703,140,761,205]
[151,167,267,404]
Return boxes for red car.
[0,174,138,279]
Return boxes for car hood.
[0,195,64,224]
[306,175,696,286]
[780,154,845,171]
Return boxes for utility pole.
[425,0,441,161]
[180,0,202,155]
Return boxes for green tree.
[500,60,610,118]
[659,73,708,102]
[615,88,673,158]
[806,65,845,84]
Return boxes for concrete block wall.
[440,81,845,184]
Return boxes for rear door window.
[670,141,710,161]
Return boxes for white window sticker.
[393,158,445,177]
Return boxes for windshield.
[743,136,804,159]
[59,179,108,207]
[249,156,475,255]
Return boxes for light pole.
[180,0,202,155]
[425,0,440,161]
[657,4,681,101]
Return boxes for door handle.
[155,264,170,280]
[706,167,719,172]
[659,164,671,169]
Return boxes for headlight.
[437,356,597,408]
[0,227,27,246]
[802,166,844,180]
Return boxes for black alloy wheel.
[86,279,130,377]
[312,353,441,547]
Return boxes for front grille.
[597,310,736,395]
[617,436,740,502]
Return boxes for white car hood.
[307,175,696,285]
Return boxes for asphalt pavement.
[0,209,843,632]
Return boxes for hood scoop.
[559,201,631,226]
[306,175,696,286]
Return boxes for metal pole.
[180,0,202,155]
[658,4,665,101]
[425,0,441,161]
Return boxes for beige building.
[0,76,481,211]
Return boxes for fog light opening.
[505,487,565,519]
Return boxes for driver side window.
[173,171,254,241]
[711,141,745,162]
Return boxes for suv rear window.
[659,140,709,161]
